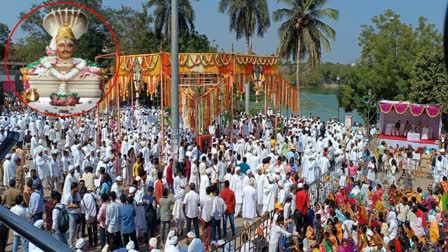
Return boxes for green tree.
[105,5,161,54]
[409,47,448,115]
[145,0,196,41]
[339,10,442,123]
[179,32,218,53]
[0,23,10,58]
[106,4,217,54]
[218,0,271,53]
[273,0,338,115]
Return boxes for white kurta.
[307,160,318,183]
[230,174,245,204]
[189,163,199,187]
[187,238,205,252]
[301,155,310,180]
[62,173,77,199]
[3,160,14,186]
[319,156,330,175]
[110,183,122,200]
[199,175,210,201]
[255,173,267,206]
[49,159,61,178]
[134,188,146,237]
[242,185,257,219]
[173,188,186,221]
[35,155,49,179]
[262,183,278,214]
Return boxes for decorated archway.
[100,52,299,151]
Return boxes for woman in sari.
[439,177,448,211]
[320,232,334,252]
[337,239,354,252]
[357,205,368,226]
[328,229,339,252]
[372,184,384,210]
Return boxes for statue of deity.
[22,8,103,110]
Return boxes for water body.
[300,86,363,123]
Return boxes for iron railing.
[0,205,72,252]
[308,170,335,206]
[211,211,275,251]
[211,170,335,251]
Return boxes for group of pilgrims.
[0,105,448,252]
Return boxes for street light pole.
[171,0,180,164]
[367,89,372,141]
[336,76,340,122]
[245,83,250,115]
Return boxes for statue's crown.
[56,23,76,42]
[43,8,88,41]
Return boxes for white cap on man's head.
[187,231,196,239]
[129,187,137,194]
[149,237,157,248]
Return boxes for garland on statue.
[40,56,87,81]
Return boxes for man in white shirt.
[269,216,294,252]
[106,191,122,247]
[211,187,226,241]
[242,178,257,227]
[183,183,200,237]
[200,186,213,247]
[64,182,82,249]
[10,195,30,251]
[110,176,123,200]
[178,141,186,168]
[80,188,98,247]
[49,153,61,191]
[230,167,245,217]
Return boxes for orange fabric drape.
[115,52,299,130]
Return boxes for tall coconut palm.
[273,0,338,116]
[146,0,196,40]
[218,0,271,54]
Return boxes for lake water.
[298,87,363,123]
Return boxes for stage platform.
[379,134,439,150]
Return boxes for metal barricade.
[211,211,274,251]
[0,205,72,252]
[308,170,334,206]
[211,170,336,252]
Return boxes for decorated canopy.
[378,100,442,140]
[102,52,298,136]
[379,100,441,118]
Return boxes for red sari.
[388,187,397,205]
[372,188,384,207]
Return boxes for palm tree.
[218,0,271,54]
[273,0,338,116]
[146,0,196,41]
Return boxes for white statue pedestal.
[27,75,101,98]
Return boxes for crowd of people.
[0,106,447,252]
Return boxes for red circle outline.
[3,1,121,118]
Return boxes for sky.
[0,0,446,64]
